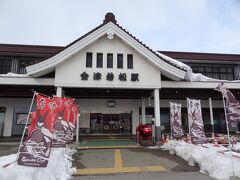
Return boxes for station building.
[0,13,240,140]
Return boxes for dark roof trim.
[0,44,63,58]
[159,51,240,61]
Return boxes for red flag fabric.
[170,102,184,139]
[187,98,206,144]
[27,112,37,136]
[52,97,74,147]
[63,98,74,123]
[216,83,240,124]
[68,105,79,142]
[18,94,54,167]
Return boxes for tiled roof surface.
[0,44,63,57]
[159,51,240,61]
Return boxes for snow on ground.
[161,140,240,180]
[0,147,76,180]
[232,143,240,152]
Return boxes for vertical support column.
[154,89,161,143]
[56,86,62,97]
[209,98,214,137]
[141,98,146,124]
[3,106,14,137]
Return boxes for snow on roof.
[0,73,29,78]
[156,51,240,82]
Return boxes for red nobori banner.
[17,95,55,167]
[187,98,206,144]
[68,105,79,142]
[170,102,184,139]
[216,83,240,125]
[52,97,74,147]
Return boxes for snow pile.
[0,147,76,180]
[162,140,240,180]
[0,73,29,77]
[232,143,240,152]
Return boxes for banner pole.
[16,91,37,163]
[169,102,172,140]
[222,95,235,177]
[76,113,80,143]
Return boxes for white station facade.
[0,13,240,140]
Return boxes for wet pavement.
[73,148,199,173]
[72,172,215,180]
[0,144,18,157]
[72,147,216,179]
[0,137,20,157]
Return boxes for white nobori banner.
[170,102,184,139]
[187,98,206,144]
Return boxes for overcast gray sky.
[0,0,240,54]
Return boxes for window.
[86,53,92,67]
[187,63,235,80]
[107,53,113,68]
[96,53,103,68]
[117,54,123,68]
[127,54,133,69]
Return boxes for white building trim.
[162,81,240,89]
[0,77,54,86]
[26,22,186,81]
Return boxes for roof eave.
[27,22,186,81]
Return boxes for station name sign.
[80,72,139,82]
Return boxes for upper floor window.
[86,52,92,67]
[96,53,103,68]
[117,54,123,69]
[189,63,235,80]
[127,54,133,69]
[107,53,113,68]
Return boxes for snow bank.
[162,140,240,180]
[232,143,240,152]
[0,147,76,180]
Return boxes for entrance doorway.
[0,107,6,137]
[90,113,132,134]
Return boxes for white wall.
[55,36,161,89]
[0,97,225,136]
[75,98,140,134]
[0,98,32,137]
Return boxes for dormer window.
[127,54,133,69]
[107,53,113,68]
[117,54,123,69]
[86,52,92,68]
[97,53,103,68]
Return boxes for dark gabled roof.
[0,44,64,58]
[58,12,187,72]
[1,12,240,70]
[159,51,240,62]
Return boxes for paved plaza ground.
[72,139,216,180]
[0,138,216,180]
